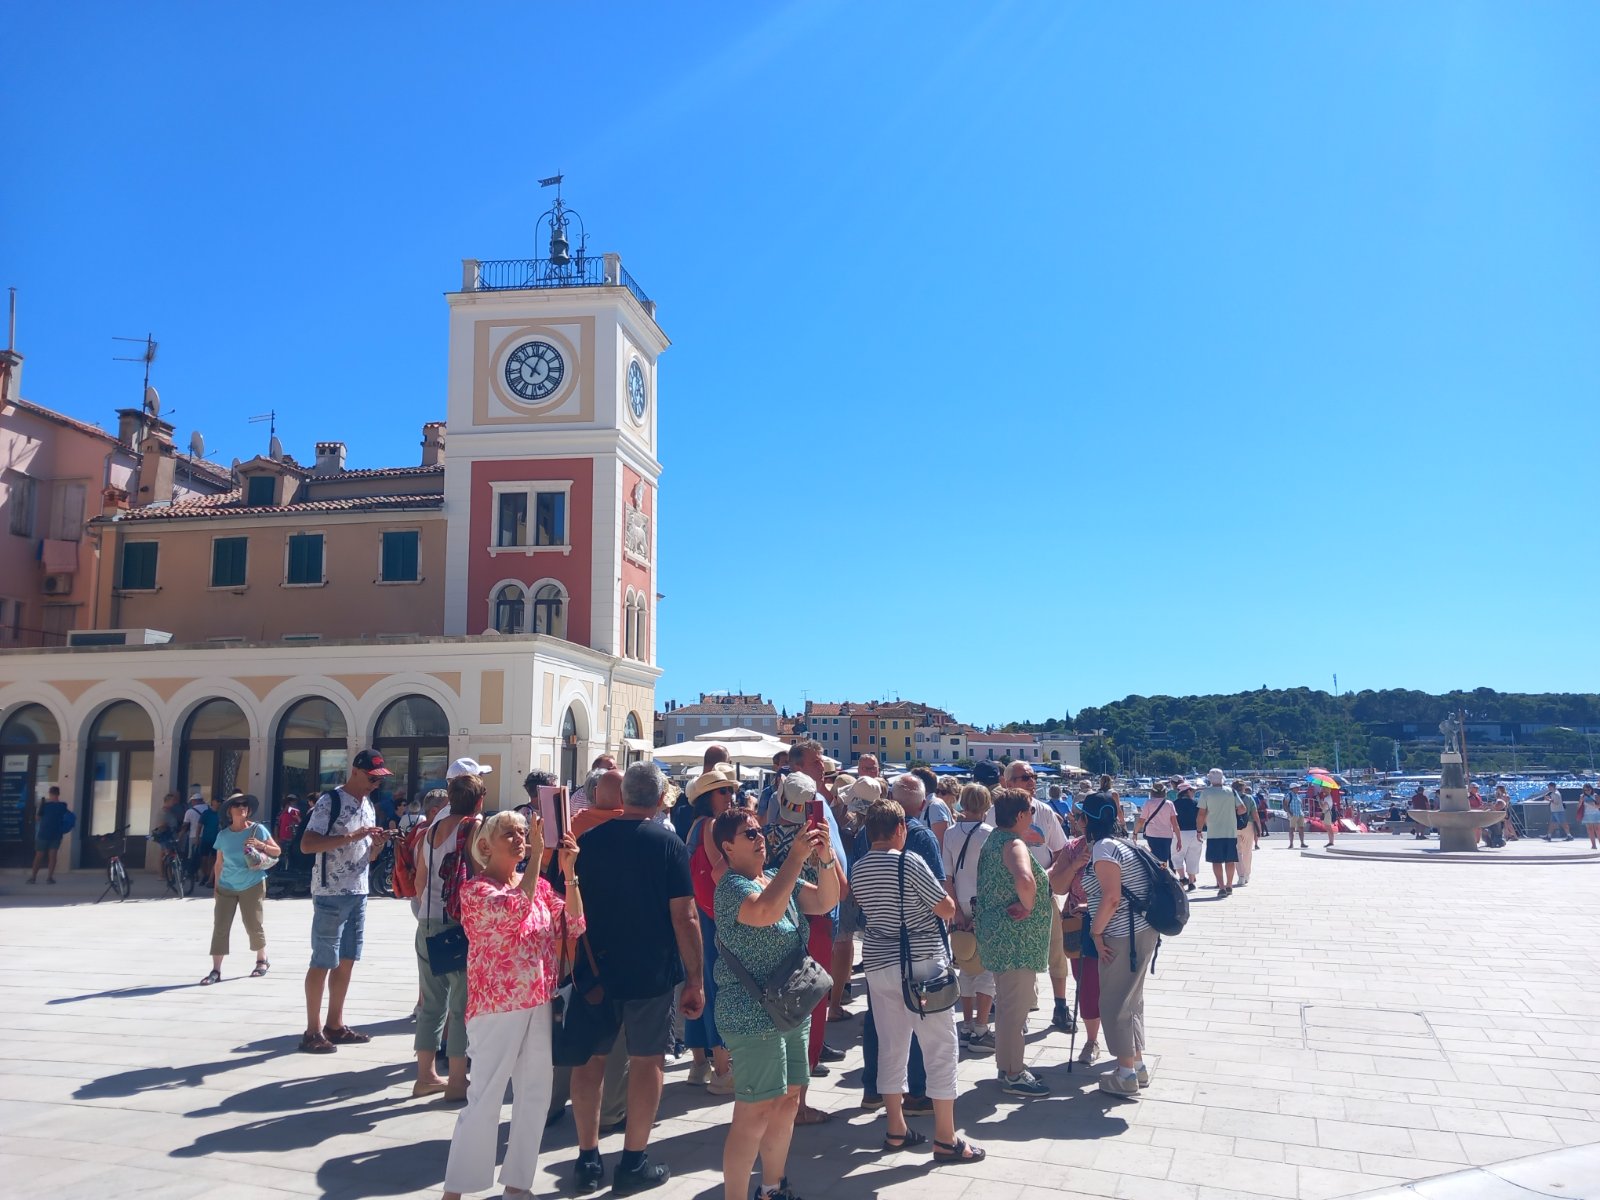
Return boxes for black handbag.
[553,919,618,1067]
[424,924,469,975]
[897,852,959,1017]
[717,891,832,1033]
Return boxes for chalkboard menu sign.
[1,755,29,843]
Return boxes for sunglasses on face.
[737,826,764,843]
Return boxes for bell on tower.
[537,174,586,280]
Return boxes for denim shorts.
[310,893,366,969]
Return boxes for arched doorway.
[0,704,61,869]
[179,699,251,808]
[373,695,450,812]
[85,701,156,870]
[275,697,350,826]
[559,705,583,789]
[623,711,644,765]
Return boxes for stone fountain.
[1407,714,1504,851]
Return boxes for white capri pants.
[1174,834,1204,879]
[865,958,961,1101]
[444,1002,554,1195]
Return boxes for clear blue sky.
[5,2,1597,726]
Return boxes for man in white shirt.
[298,749,391,1055]
[1002,760,1073,1031]
[1544,783,1572,841]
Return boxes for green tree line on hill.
[1003,688,1600,775]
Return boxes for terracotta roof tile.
[107,491,444,522]
[326,464,444,480]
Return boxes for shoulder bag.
[717,886,832,1033]
[422,817,470,976]
[897,852,959,1017]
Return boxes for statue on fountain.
[1409,711,1505,852]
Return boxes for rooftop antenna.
[113,334,166,436]
[7,287,15,352]
[249,410,281,459]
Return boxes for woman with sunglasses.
[440,808,581,1200]
[684,765,741,1094]
[711,793,839,1200]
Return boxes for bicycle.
[152,831,195,898]
[94,825,133,903]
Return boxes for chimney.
[115,408,144,448]
[421,421,446,467]
[134,420,176,506]
[100,486,130,517]
[313,441,347,475]
[0,288,21,409]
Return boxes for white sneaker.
[1098,1069,1140,1097]
[687,1062,709,1087]
[1076,1039,1098,1067]
[1135,1061,1152,1088]
[707,1071,735,1096]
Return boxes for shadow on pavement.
[50,980,205,1005]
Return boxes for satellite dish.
[189,431,206,459]
[269,435,284,461]
[144,385,161,417]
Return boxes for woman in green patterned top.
[974,787,1053,1097]
[712,800,840,1200]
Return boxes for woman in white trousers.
[442,806,582,1200]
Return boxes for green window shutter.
[381,531,419,582]
[120,542,158,590]
[287,533,323,584]
[211,537,247,588]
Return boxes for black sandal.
[200,968,221,986]
[932,1137,985,1165]
[881,1127,927,1151]
[251,960,270,977]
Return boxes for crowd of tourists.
[250,741,1189,1200]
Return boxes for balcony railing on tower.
[460,255,654,314]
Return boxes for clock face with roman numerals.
[504,340,565,402]
[627,360,647,421]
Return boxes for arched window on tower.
[532,582,567,640]
[493,584,526,634]
[635,599,647,662]
[623,589,638,658]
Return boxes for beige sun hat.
[950,929,983,974]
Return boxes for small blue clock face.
[505,340,565,402]
[627,360,647,420]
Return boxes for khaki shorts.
[1289,815,1306,831]
[1048,898,1068,983]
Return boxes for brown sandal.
[794,1105,831,1126]
[324,1025,371,1044]
[299,1031,337,1054]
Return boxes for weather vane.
[536,173,588,283]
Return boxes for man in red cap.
[299,749,392,1054]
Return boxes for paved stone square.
[2,836,1598,1200]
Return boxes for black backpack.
[295,790,344,887]
[1118,839,1189,937]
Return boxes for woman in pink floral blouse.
[442,809,582,1200]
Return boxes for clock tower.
[440,187,666,690]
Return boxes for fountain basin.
[1408,807,1505,852]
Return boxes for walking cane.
[1066,960,1081,1072]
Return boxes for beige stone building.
[0,229,665,872]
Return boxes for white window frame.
[283,530,328,588]
[487,479,574,557]
[487,577,529,634]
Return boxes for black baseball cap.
[973,761,1002,787]
[353,749,392,777]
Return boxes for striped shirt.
[848,848,949,972]
[1081,838,1151,941]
